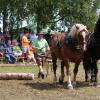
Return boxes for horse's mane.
[94,18,100,35]
[68,24,88,38]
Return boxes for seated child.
[12,39,22,57]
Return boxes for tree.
[0,0,99,32]
[0,0,30,32]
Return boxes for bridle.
[75,25,88,50]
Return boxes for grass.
[0,66,38,73]
[0,63,100,100]
[0,62,99,73]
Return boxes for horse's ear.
[75,25,79,30]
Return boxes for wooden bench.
[0,56,4,63]
[0,53,4,63]
[16,55,25,63]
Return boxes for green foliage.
[0,0,99,32]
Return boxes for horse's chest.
[61,46,83,61]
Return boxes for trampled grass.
[0,63,100,100]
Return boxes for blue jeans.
[22,48,28,53]
[5,54,16,64]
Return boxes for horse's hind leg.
[59,61,65,85]
[73,61,80,87]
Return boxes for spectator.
[44,28,51,44]
[28,29,37,42]
[4,39,16,64]
[21,28,29,59]
[12,39,22,57]
[0,37,4,57]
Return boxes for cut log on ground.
[0,73,34,80]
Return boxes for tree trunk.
[36,8,42,33]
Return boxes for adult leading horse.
[50,24,89,89]
[83,18,100,86]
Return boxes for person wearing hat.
[33,32,50,78]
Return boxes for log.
[0,73,34,80]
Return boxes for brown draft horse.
[50,24,89,89]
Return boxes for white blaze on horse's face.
[81,31,87,51]
[75,24,88,51]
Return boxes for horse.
[50,24,89,89]
[83,18,100,86]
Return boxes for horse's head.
[75,24,89,51]
[68,24,89,51]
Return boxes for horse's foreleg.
[73,61,80,86]
[92,61,98,86]
[59,61,65,85]
[85,69,90,82]
[52,56,57,85]
[65,61,73,89]
[83,58,90,82]
[53,62,57,85]
[67,68,73,89]
[94,63,98,82]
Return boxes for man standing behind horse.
[44,29,51,44]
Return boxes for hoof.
[59,78,64,85]
[73,81,76,87]
[89,82,94,86]
[38,72,45,79]
[85,79,89,82]
[94,82,99,87]
[67,84,73,90]
[53,83,57,87]
[59,76,64,85]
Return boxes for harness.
[75,29,88,50]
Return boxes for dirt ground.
[0,67,100,100]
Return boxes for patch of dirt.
[0,67,100,100]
